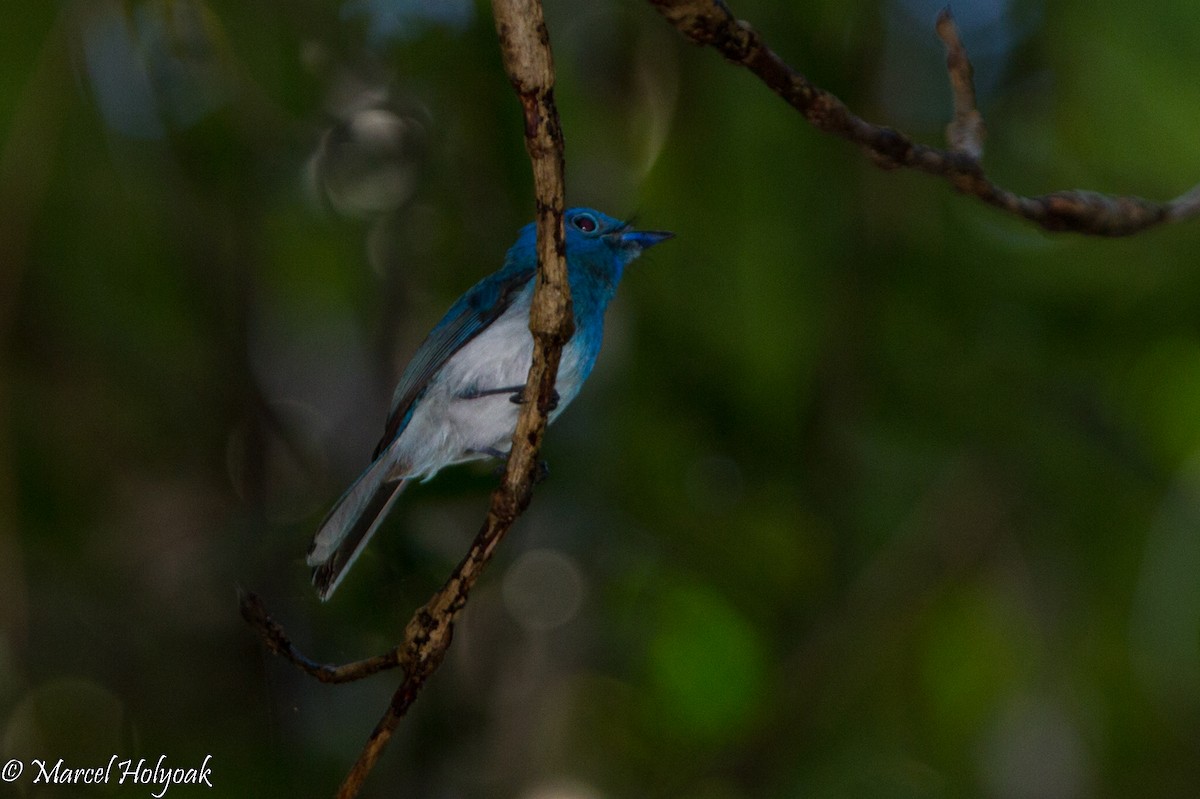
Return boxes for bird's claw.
[509,388,560,411]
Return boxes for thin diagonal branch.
[242,1,569,797]
[649,0,1200,236]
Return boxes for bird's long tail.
[306,455,407,601]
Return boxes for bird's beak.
[614,229,674,252]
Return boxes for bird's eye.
[572,213,598,233]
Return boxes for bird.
[306,208,673,600]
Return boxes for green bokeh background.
[3,0,1199,796]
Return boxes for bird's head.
[506,208,672,302]
[511,209,672,265]
[563,207,673,268]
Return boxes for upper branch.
[649,0,1200,236]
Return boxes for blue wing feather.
[373,262,536,458]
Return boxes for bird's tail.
[306,455,407,601]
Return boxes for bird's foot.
[509,388,560,411]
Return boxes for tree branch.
[242,1,568,796]
[333,0,569,788]
[649,0,1200,236]
[240,591,404,683]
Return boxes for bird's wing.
[373,264,536,458]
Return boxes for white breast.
[386,300,586,481]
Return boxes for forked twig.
[649,1,1200,236]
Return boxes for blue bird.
[307,208,673,599]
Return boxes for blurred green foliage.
[2,0,1200,797]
